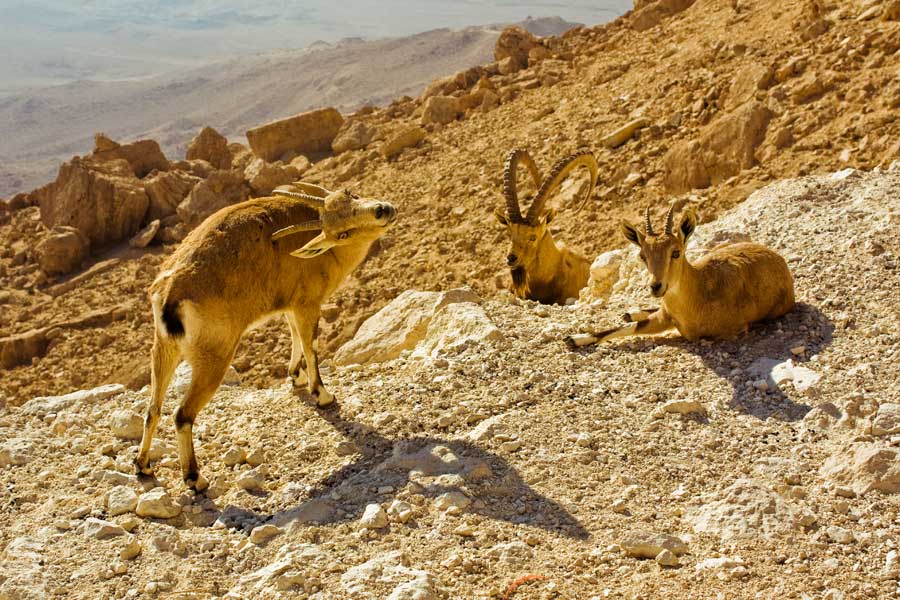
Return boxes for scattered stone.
[434,491,471,514]
[488,541,534,565]
[128,219,160,248]
[619,530,688,558]
[186,126,232,170]
[143,170,201,221]
[381,126,427,159]
[110,409,143,440]
[249,524,283,544]
[826,526,855,544]
[0,438,33,467]
[663,399,705,415]
[223,446,246,466]
[342,551,437,600]
[421,96,460,126]
[21,384,125,417]
[83,517,126,540]
[387,499,414,524]
[244,158,300,196]
[245,448,266,467]
[177,169,247,229]
[136,488,182,519]
[120,536,142,560]
[872,403,900,436]
[35,226,89,275]
[226,543,326,597]
[107,486,139,516]
[236,466,267,491]
[494,26,540,71]
[820,443,900,496]
[332,120,381,154]
[885,550,900,579]
[359,503,388,529]
[655,549,679,567]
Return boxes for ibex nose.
[507,254,518,266]
[650,282,663,295]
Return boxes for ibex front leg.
[289,307,334,407]
[566,308,674,348]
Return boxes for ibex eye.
[672,250,681,259]
[375,206,384,219]
[338,232,349,240]
[639,254,646,262]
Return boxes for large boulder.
[143,169,201,221]
[333,288,481,365]
[35,226,89,275]
[664,101,772,193]
[185,126,232,170]
[632,0,697,31]
[421,96,461,126]
[36,156,149,246]
[820,443,900,496]
[91,133,169,178]
[381,126,426,159]
[494,26,541,71]
[244,159,301,197]
[246,108,344,161]
[332,120,381,154]
[177,170,247,229]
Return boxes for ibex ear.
[543,208,557,224]
[621,220,644,247]
[291,232,335,259]
[679,210,697,243]
[494,209,509,226]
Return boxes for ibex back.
[136,183,396,490]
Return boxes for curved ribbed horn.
[503,149,541,224]
[644,207,655,236]
[271,220,323,240]
[526,149,598,224]
[664,202,676,236]
[290,182,331,198]
[273,190,326,209]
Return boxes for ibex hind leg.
[175,346,234,491]
[623,307,659,323]
[137,332,181,475]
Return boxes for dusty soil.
[1,169,899,599]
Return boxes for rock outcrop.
[176,169,247,229]
[35,226,89,275]
[185,126,233,170]
[246,108,344,161]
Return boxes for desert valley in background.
[2,1,900,599]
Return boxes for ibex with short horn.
[495,148,599,305]
[136,183,397,490]
[567,203,794,346]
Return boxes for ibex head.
[495,149,598,290]
[622,202,697,298]
[272,182,397,258]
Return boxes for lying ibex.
[136,183,397,490]
[495,148,599,305]
[567,203,794,346]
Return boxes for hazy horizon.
[0,0,631,94]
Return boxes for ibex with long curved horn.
[566,203,794,347]
[495,148,599,305]
[136,182,397,490]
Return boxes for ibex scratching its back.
[567,203,794,347]
[496,148,599,305]
[136,183,397,490]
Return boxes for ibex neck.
[528,233,564,286]
[665,256,701,311]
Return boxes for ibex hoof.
[289,369,309,388]
[313,388,335,407]
[566,334,598,348]
[184,473,209,493]
[135,458,153,476]
[622,312,633,323]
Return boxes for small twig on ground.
[502,574,548,600]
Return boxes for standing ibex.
[495,148,599,305]
[567,203,794,347]
[136,183,397,490]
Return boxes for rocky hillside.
[0,17,579,198]
[2,168,899,599]
[2,0,898,403]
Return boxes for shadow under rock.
[573,302,834,422]
[214,405,589,540]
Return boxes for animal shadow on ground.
[573,302,834,422]
[212,406,589,539]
